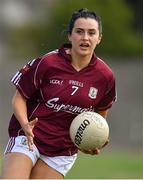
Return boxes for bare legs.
[1,152,33,179]
[1,152,63,179]
[30,159,63,179]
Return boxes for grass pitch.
[65,150,143,179]
[0,149,143,179]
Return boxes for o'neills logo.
[74,119,90,146]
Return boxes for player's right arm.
[12,90,38,151]
[11,58,46,150]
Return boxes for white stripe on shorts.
[4,137,15,154]
[4,136,77,176]
[4,136,40,165]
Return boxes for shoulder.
[41,49,59,62]
[39,49,64,67]
[95,57,115,82]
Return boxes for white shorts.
[4,136,77,176]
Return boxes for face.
[68,18,102,57]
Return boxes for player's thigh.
[1,152,33,179]
[30,159,63,179]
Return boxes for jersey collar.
[59,43,97,66]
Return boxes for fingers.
[80,140,110,155]
[29,117,38,127]
[27,136,34,151]
[91,148,100,155]
[79,139,110,155]
[80,148,100,155]
[26,131,34,151]
[24,118,38,151]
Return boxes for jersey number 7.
[71,86,79,95]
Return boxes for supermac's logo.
[88,87,98,99]
[45,97,94,114]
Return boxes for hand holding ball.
[70,111,109,151]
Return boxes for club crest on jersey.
[88,87,98,99]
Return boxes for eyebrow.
[75,28,96,31]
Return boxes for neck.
[70,49,93,71]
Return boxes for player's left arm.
[96,109,109,119]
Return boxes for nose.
[82,32,89,40]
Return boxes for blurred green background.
[6,0,143,58]
[0,0,143,179]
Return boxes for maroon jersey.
[9,44,116,156]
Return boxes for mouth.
[80,43,90,48]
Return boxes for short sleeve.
[11,57,47,99]
[96,75,117,111]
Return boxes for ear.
[68,34,72,42]
[97,34,102,45]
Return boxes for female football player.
[1,8,116,179]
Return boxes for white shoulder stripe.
[11,71,19,83]
[11,72,22,85]
[28,58,36,66]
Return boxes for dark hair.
[67,8,102,36]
